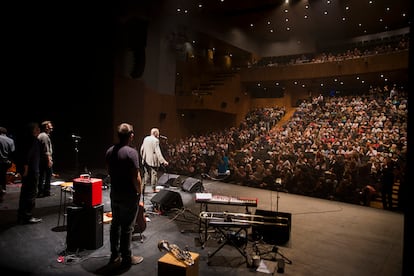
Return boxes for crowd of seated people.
[164,86,407,209]
[253,34,409,68]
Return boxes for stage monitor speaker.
[252,209,291,245]
[181,177,204,193]
[66,204,104,251]
[73,177,102,207]
[157,173,181,187]
[150,189,183,212]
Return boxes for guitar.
[134,193,147,236]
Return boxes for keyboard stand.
[207,221,251,265]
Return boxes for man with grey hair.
[140,128,168,193]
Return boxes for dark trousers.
[110,197,138,259]
[0,163,8,192]
[38,161,52,195]
[18,172,39,221]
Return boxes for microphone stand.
[72,136,81,177]
[250,178,292,269]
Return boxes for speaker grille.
[181,177,204,193]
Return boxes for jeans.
[110,197,138,259]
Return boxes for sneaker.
[18,217,42,224]
[131,256,143,265]
[28,217,42,224]
[121,255,143,266]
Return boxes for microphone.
[159,135,168,140]
[71,134,82,139]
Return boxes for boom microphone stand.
[250,178,292,270]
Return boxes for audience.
[164,85,407,210]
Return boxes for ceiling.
[121,0,411,94]
[152,0,411,44]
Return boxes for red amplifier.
[73,176,102,207]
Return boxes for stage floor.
[0,172,404,276]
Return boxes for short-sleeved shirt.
[105,144,140,201]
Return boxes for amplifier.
[73,177,102,207]
[66,204,104,251]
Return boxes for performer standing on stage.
[105,122,143,266]
[140,128,168,193]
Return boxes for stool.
[57,182,74,227]
[158,252,199,276]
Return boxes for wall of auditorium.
[239,51,409,82]
[250,94,293,110]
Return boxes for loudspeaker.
[181,177,204,193]
[66,204,104,251]
[73,178,102,207]
[150,190,183,212]
[252,209,291,245]
[157,173,181,187]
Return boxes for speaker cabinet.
[73,177,102,207]
[157,173,181,187]
[66,204,104,251]
[181,177,204,193]
[252,209,291,245]
[150,190,183,212]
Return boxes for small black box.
[252,209,291,245]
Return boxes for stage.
[0,172,404,275]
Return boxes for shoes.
[109,256,122,264]
[28,217,42,223]
[18,217,43,224]
[152,189,159,193]
[121,255,143,267]
[36,193,44,198]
